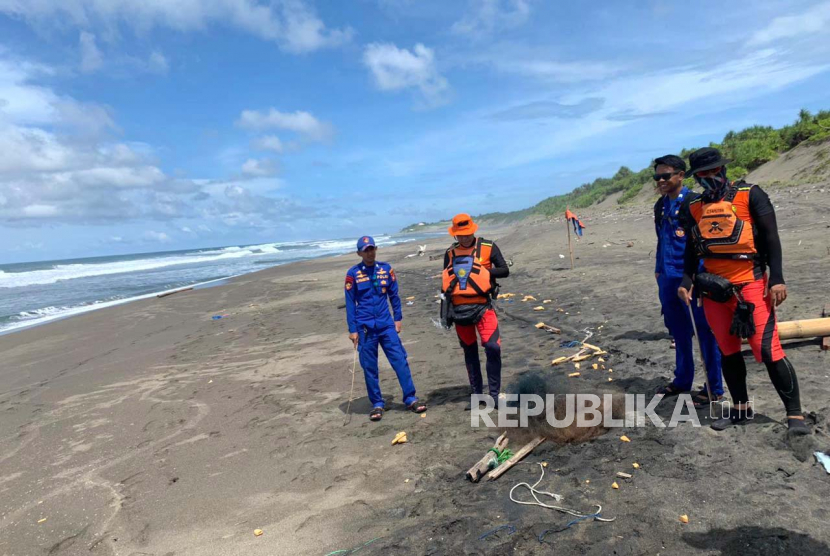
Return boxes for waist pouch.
[450,302,489,326]
[694,273,736,303]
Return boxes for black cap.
[687,147,731,176]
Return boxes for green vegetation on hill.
[691,108,830,180]
[402,108,830,230]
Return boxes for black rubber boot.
[787,416,811,436]
[711,406,754,431]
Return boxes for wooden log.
[466,433,508,483]
[487,436,545,481]
[777,318,830,340]
[823,305,830,352]
[157,287,193,298]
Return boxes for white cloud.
[588,49,828,118]
[0,51,322,234]
[143,230,170,243]
[147,50,169,74]
[0,0,352,54]
[279,0,354,53]
[0,56,59,125]
[748,2,830,45]
[252,135,284,153]
[452,0,532,37]
[363,42,450,107]
[455,42,619,83]
[53,99,118,136]
[241,158,279,177]
[79,31,104,73]
[236,108,333,141]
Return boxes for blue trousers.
[358,324,418,408]
[657,275,724,395]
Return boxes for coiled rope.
[509,463,615,522]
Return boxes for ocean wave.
[0,245,281,288]
[0,276,237,334]
[0,236,403,289]
[0,298,134,333]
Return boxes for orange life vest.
[442,238,494,305]
[446,237,494,269]
[688,182,759,284]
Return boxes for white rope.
[581,328,594,343]
[509,463,616,522]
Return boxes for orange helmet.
[448,213,478,236]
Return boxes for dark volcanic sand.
[1,182,829,555]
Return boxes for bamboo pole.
[823,305,830,351]
[565,210,575,270]
[487,436,545,481]
[777,318,830,340]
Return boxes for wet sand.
[1,181,829,556]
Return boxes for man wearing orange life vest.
[677,148,809,435]
[442,214,510,408]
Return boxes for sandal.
[656,383,685,397]
[408,401,427,414]
[692,388,724,408]
[369,407,384,421]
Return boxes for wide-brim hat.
[448,213,478,236]
[687,147,731,176]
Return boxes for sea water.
[0,234,434,334]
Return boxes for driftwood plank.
[466,433,508,482]
[487,436,545,481]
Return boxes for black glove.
[729,300,756,338]
[439,294,454,329]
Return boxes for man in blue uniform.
[653,155,724,406]
[345,236,427,421]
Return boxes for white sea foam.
[0,244,282,288]
[0,236,406,289]
[0,276,238,334]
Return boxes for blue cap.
[356,235,376,251]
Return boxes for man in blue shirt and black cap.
[653,155,723,406]
[345,236,427,421]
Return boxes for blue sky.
[1,0,829,263]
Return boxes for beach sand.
[2,182,829,556]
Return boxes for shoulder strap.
[446,242,459,262]
[654,197,664,222]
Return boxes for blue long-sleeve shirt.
[654,187,694,278]
[344,261,403,333]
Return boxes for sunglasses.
[653,171,682,182]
